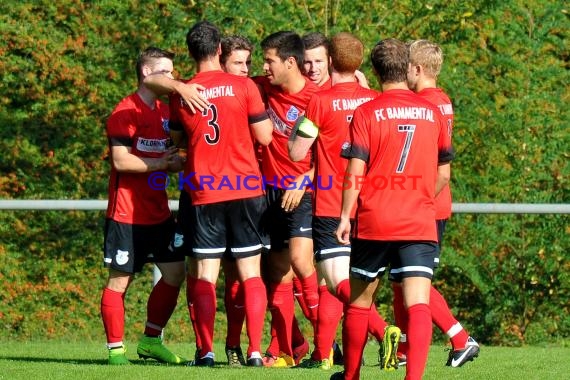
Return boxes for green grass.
[1,340,568,380]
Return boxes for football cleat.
[108,345,130,365]
[137,336,186,364]
[446,336,480,367]
[262,353,278,367]
[396,352,407,367]
[187,352,215,367]
[379,325,401,371]
[293,339,310,365]
[330,371,345,380]
[273,353,295,368]
[297,357,332,370]
[225,345,246,366]
[332,341,343,365]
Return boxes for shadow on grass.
[0,356,229,367]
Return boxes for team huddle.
[101,20,480,380]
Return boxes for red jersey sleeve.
[437,113,454,163]
[106,102,136,147]
[245,77,269,124]
[342,106,370,163]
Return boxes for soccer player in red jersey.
[218,34,256,366]
[173,21,273,367]
[101,47,187,365]
[253,31,320,367]
[147,21,273,367]
[302,31,370,94]
[302,32,332,89]
[393,39,479,368]
[289,32,399,370]
[332,38,454,380]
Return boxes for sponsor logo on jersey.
[136,138,168,153]
[267,106,291,136]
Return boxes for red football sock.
[430,286,469,350]
[144,279,180,336]
[186,275,202,349]
[393,284,408,355]
[225,278,245,348]
[406,303,432,380]
[335,279,351,304]
[243,277,267,356]
[192,279,217,356]
[292,316,306,348]
[293,276,310,320]
[268,282,295,356]
[292,279,309,350]
[101,287,125,345]
[367,303,389,342]
[299,271,319,325]
[313,285,343,360]
[342,304,369,380]
[266,328,279,357]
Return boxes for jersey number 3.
[396,124,415,173]
[202,104,220,145]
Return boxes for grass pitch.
[0,340,568,380]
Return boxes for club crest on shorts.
[115,249,129,265]
[173,233,184,248]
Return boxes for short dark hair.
[220,35,253,65]
[370,38,408,84]
[136,47,174,83]
[261,31,304,71]
[302,32,330,52]
[185,20,221,62]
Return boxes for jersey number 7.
[396,124,415,173]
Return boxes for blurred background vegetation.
[0,0,568,346]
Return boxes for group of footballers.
[101,19,480,380]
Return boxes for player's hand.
[355,70,370,89]
[336,217,351,245]
[165,146,185,172]
[281,174,309,212]
[179,83,209,113]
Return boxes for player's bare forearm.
[339,158,365,220]
[435,162,451,196]
[251,119,273,146]
[111,145,171,173]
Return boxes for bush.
[0,0,568,345]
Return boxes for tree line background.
[0,0,568,346]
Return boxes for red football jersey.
[255,76,320,189]
[106,93,171,225]
[306,82,378,217]
[343,89,454,241]
[417,87,454,220]
[170,71,269,205]
[319,77,332,90]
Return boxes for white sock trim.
[202,351,215,359]
[446,322,463,338]
[249,351,262,359]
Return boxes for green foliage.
[0,0,568,345]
